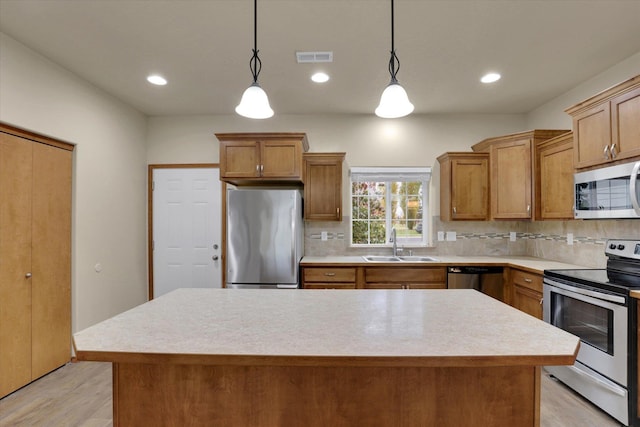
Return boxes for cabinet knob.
[539,298,544,305]
[526,205,531,213]
[524,278,533,283]
[324,272,336,276]
[611,143,617,158]
[25,272,32,278]
[603,145,610,160]
[453,207,457,214]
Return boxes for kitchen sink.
[397,256,439,262]
[362,255,440,262]
[362,255,402,262]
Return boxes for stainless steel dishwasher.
[447,266,504,300]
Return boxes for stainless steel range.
[544,239,640,426]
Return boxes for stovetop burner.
[544,239,640,296]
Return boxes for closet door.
[31,143,72,380]
[0,133,33,397]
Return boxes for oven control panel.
[605,239,640,260]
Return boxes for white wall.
[526,51,640,129]
[0,33,148,331]
[147,113,526,215]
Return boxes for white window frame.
[349,167,431,248]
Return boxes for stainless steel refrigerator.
[226,188,304,289]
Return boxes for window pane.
[350,173,428,246]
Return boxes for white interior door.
[152,168,222,298]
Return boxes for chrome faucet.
[390,227,399,256]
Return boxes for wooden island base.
[113,362,540,426]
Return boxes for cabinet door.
[31,143,72,380]
[220,141,260,178]
[260,140,302,178]
[304,154,343,221]
[451,157,489,220]
[513,285,543,319]
[611,86,640,161]
[572,102,612,169]
[538,137,574,220]
[491,139,532,219]
[0,133,33,397]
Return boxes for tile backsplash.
[305,217,640,268]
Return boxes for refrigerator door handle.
[291,207,296,276]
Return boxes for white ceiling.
[1,0,639,117]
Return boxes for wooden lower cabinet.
[364,267,447,289]
[0,124,73,398]
[509,268,543,319]
[302,267,357,289]
[302,266,447,290]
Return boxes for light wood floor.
[0,362,623,426]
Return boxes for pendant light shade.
[236,0,273,119]
[236,83,273,119]
[375,0,413,118]
[375,82,414,118]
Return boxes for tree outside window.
[350,168,430,247]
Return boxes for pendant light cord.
[249,0,261,84]
[388,0,400,83]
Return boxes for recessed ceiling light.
[311,72,330,83]
[147,75,167,86]
[480,73,501,84]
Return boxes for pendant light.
[375,0,414,118]
[235,0,273,119]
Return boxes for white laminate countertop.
[300,255,588,273]
[73,288,579,367]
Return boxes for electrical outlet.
[321,231,328,241]
[437,231,445,241]
[567,233,574,245]
[510,232,516,242]
[446,231,456,241]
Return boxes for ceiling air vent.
[296,51,333,63]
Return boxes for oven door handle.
[544,279,626,305]
[566,365,627,397]
[630,161,640,214]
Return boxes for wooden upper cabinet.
[303,153,345,221]
[490,138,533,220]
[437,152,489,221]
[216,133,309,185]
[566,75,640,169]
[472,130,569,220]
[536,132,574,220]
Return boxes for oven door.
[543,278,627,386]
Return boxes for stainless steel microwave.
[574,160,640,219]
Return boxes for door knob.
[212,255,219,261]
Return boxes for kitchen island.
[73,288,579,426]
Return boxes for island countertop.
[73,288,579,367]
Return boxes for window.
[350,167,431,247]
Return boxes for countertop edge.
[75,350,579,368]
[300,256,588,274]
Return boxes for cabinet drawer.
[511,269,542,292]
[365,267,446,283]
[303,283,356,290]
[303,267,356,283]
